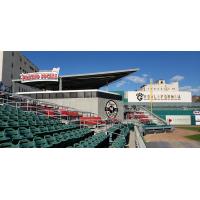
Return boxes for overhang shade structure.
[12,68,139,91]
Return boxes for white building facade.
[127,80,192,103]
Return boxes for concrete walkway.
[128,130,136,148]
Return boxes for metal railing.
[0,91,98,117]
[0,91,119,129]
[138,106,167,125]
[134,125,146,148]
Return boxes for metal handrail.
[134,125,146,148]
[0,91,99,117]
[139,106,167,125]
[0,93,118,130]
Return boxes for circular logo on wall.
[136,92,144,101]
[105,100,118,118]
[193,111,200,115]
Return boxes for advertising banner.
[195,115,200,125]
[128,91,192,103]
[166,115,191,125]
[20,68,60,83]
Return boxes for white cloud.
[180,85,200,95]
[115,80,126,88]
[126,75,147,84]
[170,75,184,82]
[142,74,148,77]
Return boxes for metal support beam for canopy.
[59,77,63,91]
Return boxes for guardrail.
[134,125,146,148]
[0,91,98,118]
[0,93,119,130]
[140,106,167,125]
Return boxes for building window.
[78,92,84,98]
[57,93,64,98]
[84,92,92,98]
[64,93,70,98]
[30,66,34,71]
[11,73,13,79]
[12,52,14,56]
[70,92,78,98]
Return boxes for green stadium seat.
[35,120,44,126]
[9,115,18,121]
[30,126,42,136]
[34,137,49,148]
[44,135,57,147]
[48,120,55,125]
[47,125,56,133]
[18,120,29,127]
[4,128,22,142]
[0,131,10,144]
[39,126,49,134]
[18,127,33,139]
[0,115,9,121]
[110,135,126,148]
[18,139,35,148]
[0,120,8,128]
[8,120,19,127]
[20,116,28,121]
[53,133,64,147]
[43,120,50,125]
[53,124,62,132]
[28,120,37,126]
[38,115,48,120]
[2,111,11,116]
[0,142,16,148]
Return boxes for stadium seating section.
[0,104,134,148]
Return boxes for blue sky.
[22,52,200,95]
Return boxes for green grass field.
[177,126,200,132]
[185,134,200,141]
[178,126,200,141]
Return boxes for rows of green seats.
[127,123,134,130]
[110,135,126,148]
[107,124,131,142]
[73,132,109,148]
[109,125,131,148]
[119,126,130,144]
[0,127,94,148]
[0,104,64,127]
[107,124,124,133]
[0,123,79,145]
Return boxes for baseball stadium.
[0,51,200,148]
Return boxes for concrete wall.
[40,97,99,115]
[0,51,3,81]
[98,98,124,120]
[38,97,124,120]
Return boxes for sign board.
[166,115,191,125]
[127,91,192,103]
[193,111,200,115]
[195,115,200,125]
[20,68,60,83]
[105,100,118,119]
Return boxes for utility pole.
[150,79,153,113]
